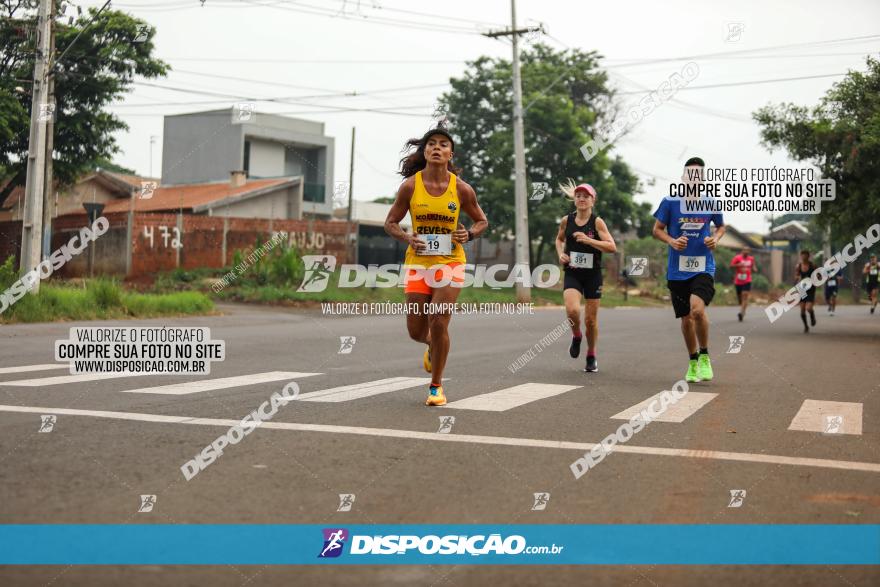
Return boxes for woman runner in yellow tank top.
[384,126,488,406]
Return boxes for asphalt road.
[1,300,878,586]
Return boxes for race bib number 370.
[417,234,452,255]
[679,255,706,273]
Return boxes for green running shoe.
[686,359,699,383]
[697,354,714,381]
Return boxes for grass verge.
[1,278,214,324]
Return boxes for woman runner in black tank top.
[564,211,603,272]
[555,180,617,373]
[864,254,879,314]
[794,249,817,332]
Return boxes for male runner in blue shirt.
[652,157,726,382]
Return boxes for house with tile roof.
[0,170,307,221]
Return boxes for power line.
[130,81,436,116]
[169,68,448,97]
[112,0,487,34]
[602,51,876,65]
[608,70,752,123]
[614,72,848,94]
[238,0,487,35]
[161,57,466,64]
[307,0,505,28]
[114,0,506,29]
[598,34,880,69]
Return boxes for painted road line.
[0,364,68,375]
[788,400,863,435]
[297,377,431,402]
[121,372,322,395]
[443,383,580,412]
[0,404,878,473]
[0,372,151,386]
[611,391,717,423]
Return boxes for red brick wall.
[0,213,353,278]
[0,221,22,266]
[51,213,130,277]
[131,213,352,277]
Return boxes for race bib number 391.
[570,252,594,269]
[417,234,452,255]
[679,255,706,273]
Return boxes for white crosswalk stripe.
[442,383,581,412]
[296,377,431,402]
[0,364,68,375]
[0,372,152,386]
[788,400,863,435]
[611,391,717,423]
[0,365,869,440]
[121,372,321,395]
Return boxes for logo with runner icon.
[823,415,844,435]
[529,182,549,201]
[138,494,157,513]
[726,336,745,354]
[338,336,356,354]
[337,494,356,512]
[318,528,349,558]
[298,255,337,292]
[447,201,457,212]
[531,492,550,511]
[38,414,56,433]
[437,416,455,434]
[727,489,746,508]
[628,257,648,276]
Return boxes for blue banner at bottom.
[1,525,878,565]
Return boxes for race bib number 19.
[679,255,706,273]
[570,252,594,269]
[418,234,452,255]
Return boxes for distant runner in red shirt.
[730,246,756,322]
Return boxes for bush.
[713,247,735,284]
[622,237,667,278]
[752,274,770,292]
[86,278,123,309]
[0,255,17,291]
[269,244,304,285]
[224,239,304,289]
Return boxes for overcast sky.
[80,0,880,234]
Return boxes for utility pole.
[149,135,158,177]
[483,1,542,303]
[41,0,57,264]
[346,127,356,264]
[20,0,54,294]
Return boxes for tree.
[439,43,652,266]
[94,157,136,175]
[0,1,168,202]
[754,56,880,241]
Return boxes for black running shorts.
[667,273,715,318]
[563,269,603,299]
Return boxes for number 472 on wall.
[143,225,183,249]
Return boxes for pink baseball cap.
[574,183,597,197]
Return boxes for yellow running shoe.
[425,384,446,406]
[423,345,431,373]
